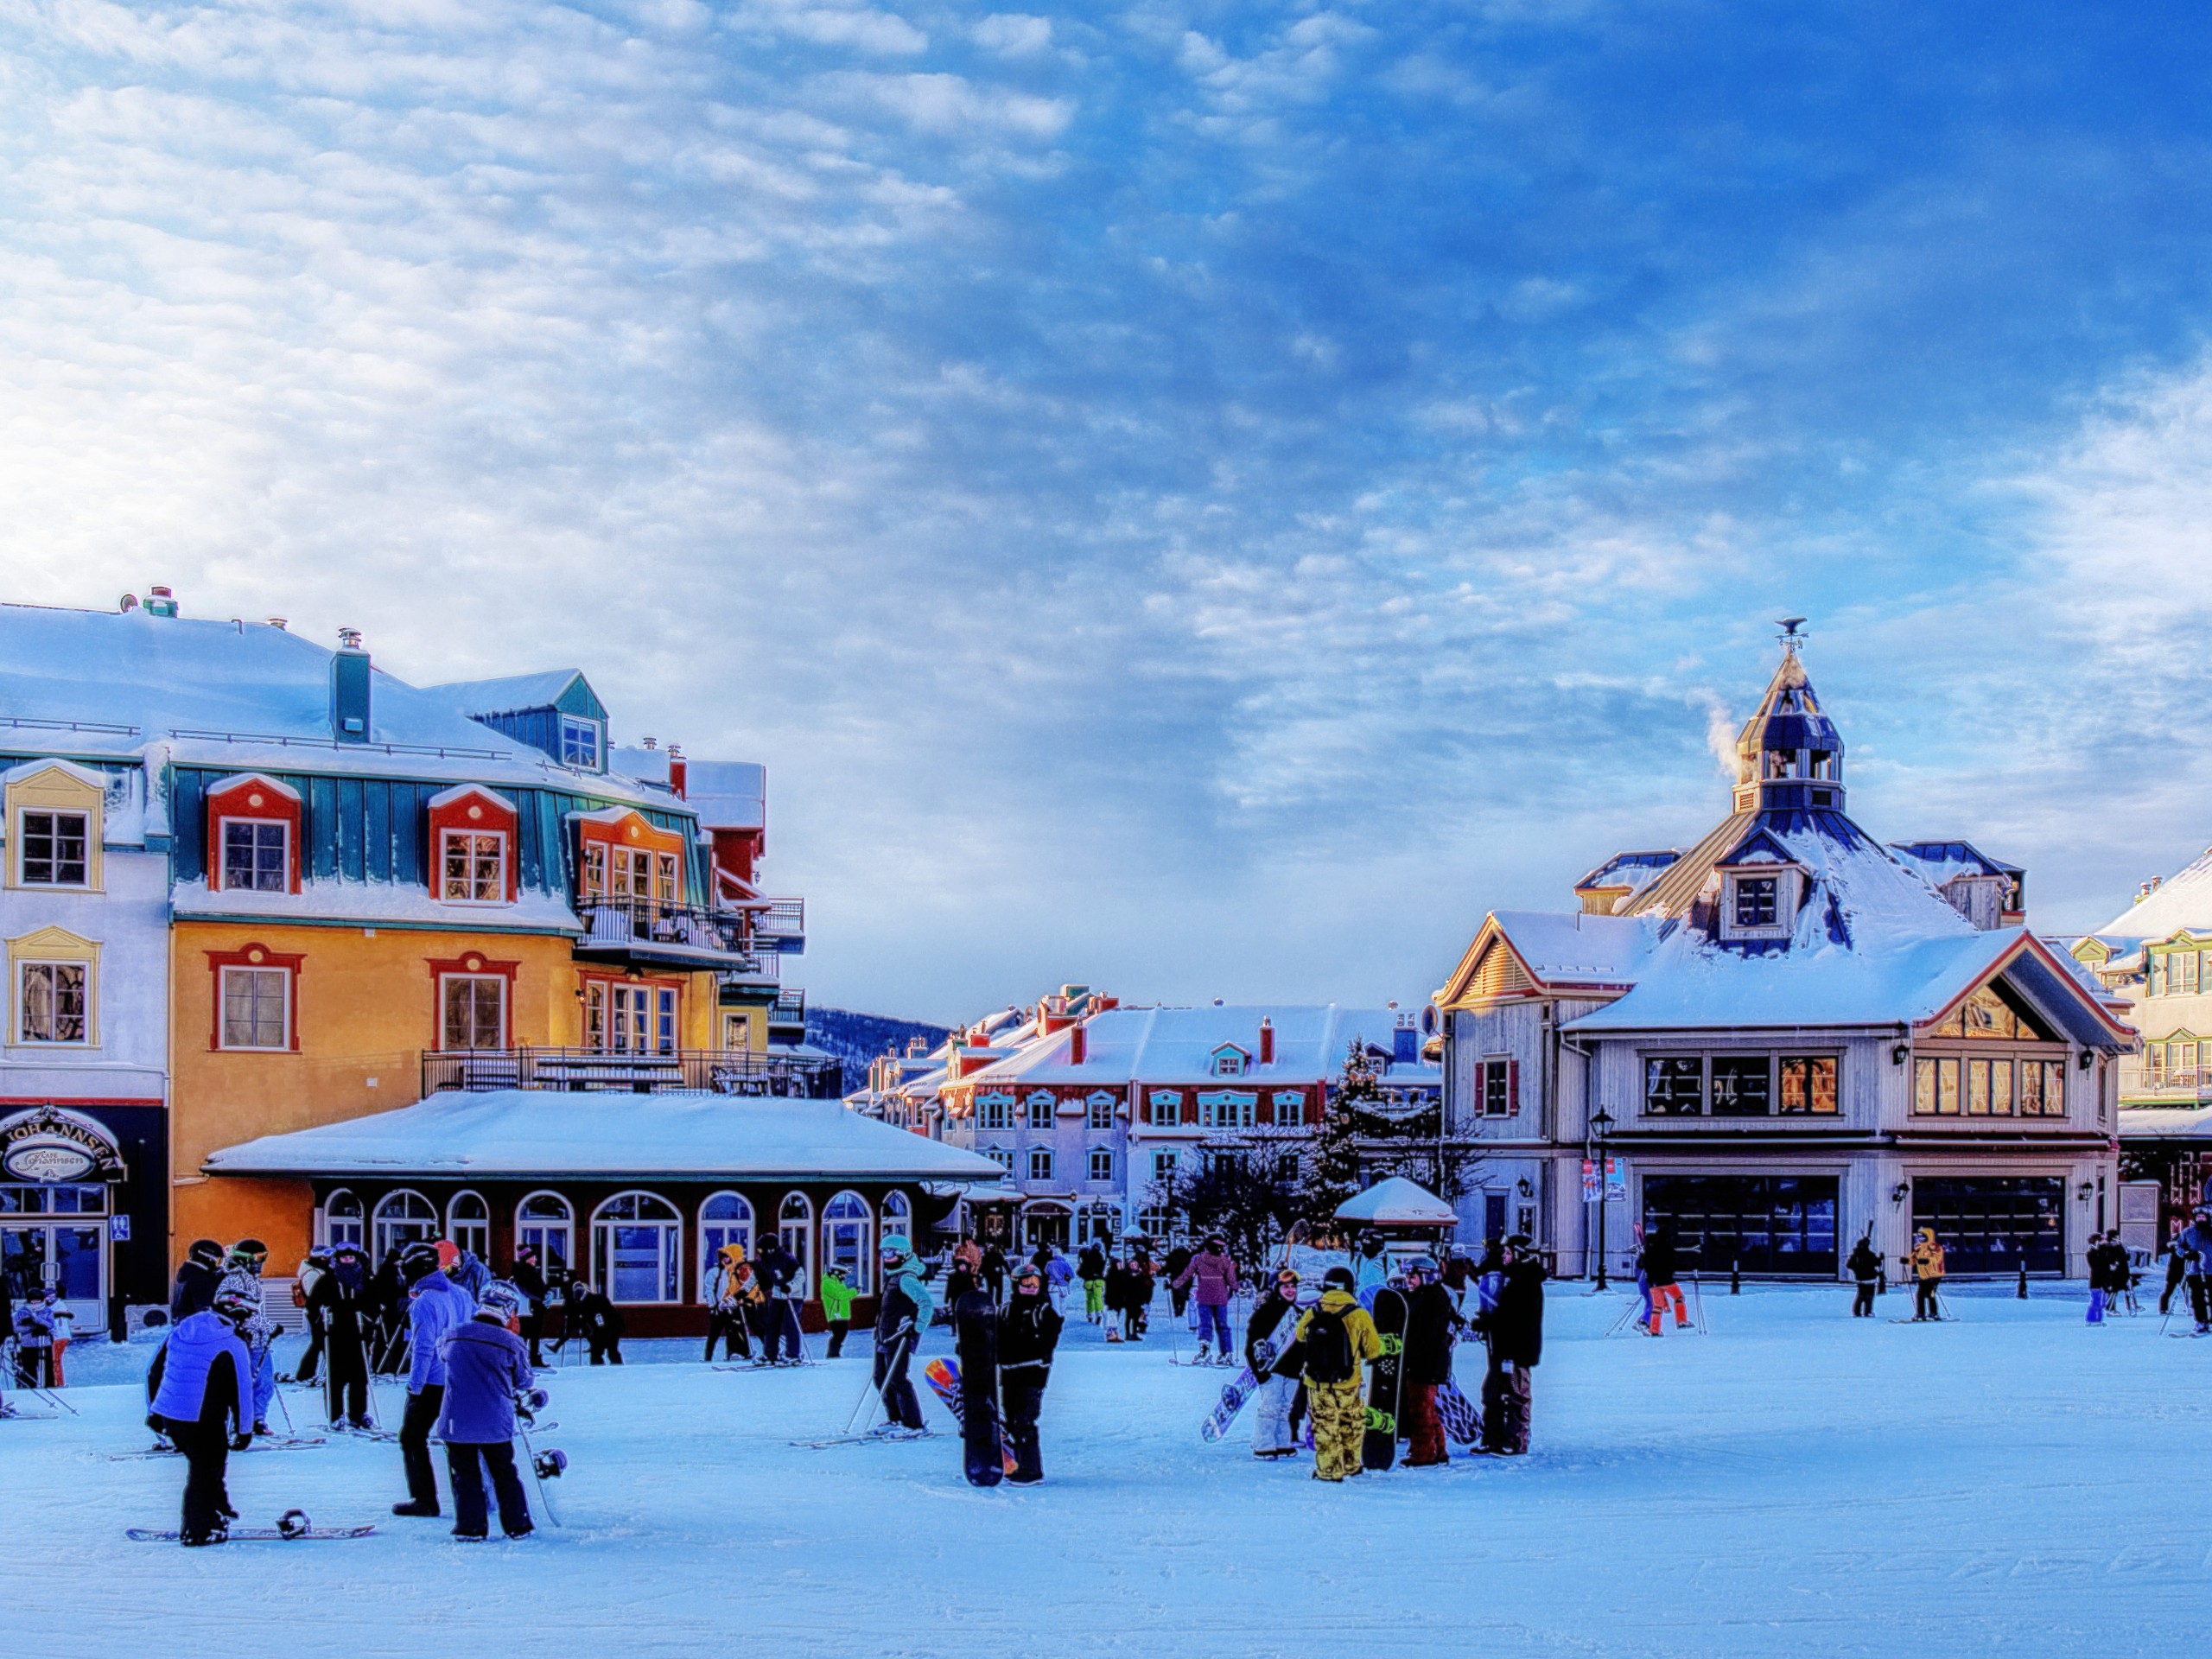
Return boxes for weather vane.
[1777,616,1808,651]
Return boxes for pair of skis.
[129,1509,372,1544]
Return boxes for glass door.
[1,1184,107,1332]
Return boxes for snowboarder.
[309,1243,374,1430]
[1908,1229,1947,1322]
[1246,1267,1305,1459]
[570,1279,626,1364]
[999,1262,1064,1483]
[1077,1242,1107,1324]
[510,1243,552,1368]
[703,1242,754,1363]
[1639,1224,1688,1335]
[952,1269,1003,1485]
[1470,1235,1545,1455]
[820,1265,856,1358]
[436,1281,536,1541]
[874,1236,932,1432]
[149,1283,257,1547]
[1847,1234,1881,1318]
[169,1239,224,1322]
[1174,1235,1240,1364]
[392,1241,474,1519]
[216,1240,280,1433]
[291,1247,331,1384]
[1400,1255,1462,1466]
[1294,1266,1382,1483]
[754,1235,804,1363]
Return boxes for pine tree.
[1300,1039,1375,1230]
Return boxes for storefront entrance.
[1,1183,107,1329]
[1912,1177,2063,1277]
[1642,1174,1840,1278]
[1021,1205,1071,1252]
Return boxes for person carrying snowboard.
[436,1281,536,1541]
[820,1264,856,1358]
[952,1268,1004,1486]
[150,1282,258,1547]
[1638,1224,1687,1336]
[1471,1235,1545,1455]
[999,1262,1065,1483]
[1400,1255,1462,1467]
[1294,1266,1382,1483]
[874,1236,932,1433]
[703,1241,754,1363]
[1174,1235,1240,1365]
[1908,1228,1947,1322]
[1847,1234,1881,1318]
[1246,1266,1305,1459]
[393,1241,474,1519]
[1077,1242,1107,1324]
[310,1243,374,1430]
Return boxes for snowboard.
[128,1525,374,1542]
[1436,1377,1480,1447]
[921,1357,1018,1478]
[1199,1331,1289,1443]
[1361,1287,1409,1471]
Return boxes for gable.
[1438,922,1538,1008]
[552,675,608,721]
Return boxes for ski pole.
[273,1382,298,1436]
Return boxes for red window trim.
[206,776,302,895]
[576,969,684,1048]
[427,787,520,906]
[205,943,305,1052]
[576,810,687,903]
[428,953,520,1052]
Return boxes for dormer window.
[18,810,88,888]
[206,774,302,894]
[1211,1046,1248,1078]
[1732,876,1779,928]
[222,820,289,893]
[441,830,508,904]
[561,715,603,771]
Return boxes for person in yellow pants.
[1294,1267,1383,1482]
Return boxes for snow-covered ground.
[5,1284,2199,1658]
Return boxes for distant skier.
[1639,1225,1688,1336]
[436,1281,536,1541]
[1077,1243,1107,1324]
[12,1288,55,1388]
[1246,1267,1305,1459]
[820,1264,856,1358]
[1471,1235,1546,1455]
[1103,1253,1133,1343]
[509,1243,551,1368]
[1294,1266,1382,1483]
[169,1238,224,1322]
[392,1241,474,1519]
[1126,1247,1156,1341]
[754,1236,804,1363]
[2177,1208,2212,1332]
[1400,1255,1463,1467]
[998,1262,1064,1483]
[150,1283,258,1547]
[2159,1222,2189,1316]
[1847,1235,1881,1318]
[310,1243,374,1430]
[1174,1235,1240,1365]
[703,1242,753,1363]
[1908,1229,1948,1321]
[873,1236,931,1433]
[570,1280,626,1364]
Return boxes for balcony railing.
[757,899,805,942]
[770,988,806,1028]
[2124,1067,2212,1104]
[576,899,774,971]
[423,1046,842,1099]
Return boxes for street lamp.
[1591,1109,1618,1289]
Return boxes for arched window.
[778,1192,814,1297]
[372,1189,437,1262]
[321,1187,365,1249]
[880,1188,912,1247]
[515,1192,574,1272]
[823,1191,873,1294]
[592,1191,682,1303]
[699,1192,754,1298]
[447,1190,491,1262]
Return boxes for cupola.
[1732,619,1845,815]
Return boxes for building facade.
[1436,630,2133,1281]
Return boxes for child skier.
[820,1264,856,1358]
[1294,1266,1382,1483]
[149,1284,257,1546]
[435,1281,536,1541]
[999,1262,1064,1483]
[216,1240,280,1433]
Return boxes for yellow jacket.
[709,1243,754,1310]
[1294,1288,1384,1389]
[1910,1233,1945,1281]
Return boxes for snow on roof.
[2118,1105,2212,1140]
[2094,848,2212,942]
[1890,840,2022,881]
[1575,849,1681,894]
[684,760,766,833]
[1489,911,1661,984]
[172,876,582,932]
[425,782,514,812]
[204,1090,1007,1181]
[611,746,671,787]
[1334,1176,1457,1225]
[208,770,302,803]
[424,670,588,717]
[960,1005,1429,1088]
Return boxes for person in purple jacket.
[392,1241,474,1519]
[437,1281,536,1540]
[1173,1235,1241,1366]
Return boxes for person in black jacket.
[169,1239,224,1321]
[1164,1243,1195,1319]
[980,1242,1008,1307]
[1471,1236,1545,1455]
[953,1274,1003,1487]
[1638,1225,1686,1337]
[1845,1235,1881,1318]
[570,1281,625,1364]
[753,1237,803,1363]
[310,1244,376,1429]
[998,1262,1065,1484]
[509,1245,551,1368]
[1399,1255,1463,1467]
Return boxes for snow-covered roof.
[425,670,589,718]
[1334,1176,1457,1226]
[2094,849,2212,943]
[1890,840,2022,883]
[958,1005,1434,1089]
[172,878,582,932]
[684,760,766,833]
[1574,849,1681,898]
[2118,1105,2212,1140]
[1489,910,1662,985]
[203,1090,1007,1181]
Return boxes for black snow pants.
[704,1308,750,1363]
[446,1440,533,1538]
[1002,1379,1045,1483]
[295,1308,326,1383]
[167,1417,235,1544]
[399,1384,445,1510]
[2190,1274,2212,1328]
[1480,1359,1532,1454]
[1853,1281,1876,1318]
[1914,1278,1942,1320]
[325,1338,369,1427]
[874,1334,923,1429]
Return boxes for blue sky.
[3,0,2211,1021]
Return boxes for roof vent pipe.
[330,629,371,744]
[144,585,179,618]
[266,618,288,631]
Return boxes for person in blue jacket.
[392,1241,474,1518]
[437,1281,536,1541]
[150,1285,257,1546]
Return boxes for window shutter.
[1506,1059,1520,1114]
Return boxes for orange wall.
[171,920,719,1274]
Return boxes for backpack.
[1302,1304,1356,1384]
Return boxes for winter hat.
[435,1239,461,1271]
[475,1281,525,1323]
[1323,1266,1355,1290]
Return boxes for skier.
[754,1235,804,1363]
[216,1240,280,1433]
[1103,1253,1133,1343]
[703,1242,754,1363]
[368,1248,408,1374]
[952,1267,1003,1486]
[2179,1207,2212,1332]
[2159,1221,2189,1316]
[1847,1233,1881,1318]
[1077,1242,1107,1324]
[820,1264,856,1358]
[392,1240,474,1519]
[570,1279,626,1364]
[1471,1235,1546,1455]
[1044,1243,1074,1312]
[169,1239,224,1321]
[448,1246,493,1303]
[436,1281,536,1541]
[290,1246,331,1383]
[510,1243,552,1369]
[1400,1255,1462,1467]
[1174,1235,1240,1365]
[999,1262,1064,1483]
[1639,1224,1688,1336]
[1294,1266,1382,1482]
[1908,1228,1947,1322]
[11,1288,54,1388]
[872,1236,932,1433]
[1165,1241,1195,1321]
[48,1294,73,1387]
[309,1243,374,1430]
[1246,1266,1304,1459]
[980,1241,1008,1306]
[149,1283,257,1547]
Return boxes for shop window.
[699,1191,754,1292]
[1710,1056,1772,1116]
[1913,1057,1962,1116]
[561,715,603,771]
[517,1192,574,1271]
[1778,1056,1839,1114]
[17,960,87,1045]
[592,1191,682,1303]
[448,1191,491,1261]
[219,964,292,1051]
[1088,1147,1115,1183]
[1482,1058,1515,1116]
[1028,1147,1055,1182]
[442,974,506,1052]
[220,820,289,893]
[1644,1056,1703,1116]
[372,1189,437,1261]
[824,1191,873,1294]
[441,830,509,905]
[322,1188,365,1249]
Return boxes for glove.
[231,1432,252,1452]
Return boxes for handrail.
[422,1046,841,1099]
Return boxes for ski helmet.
[435,1239,461,1271]
[1323,1266,1355,1290]
[400,1242,442,1282]
[476,1281,524,1323]
[212,1284,259,1324]
[188,1238,224,1269]
[1408,1255,1440,1277]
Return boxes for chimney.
[144,585,179,619]
[1258,1017,1274,1065]
[330,629,371,744]
[667,744,686,799]
[1392,1018,1418,1065]
[1070,1022,1088,1065]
